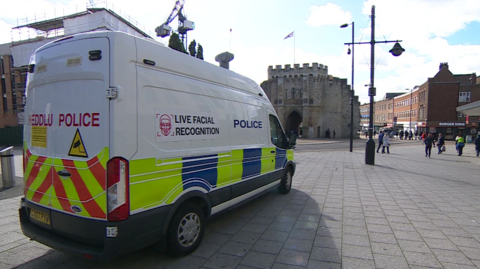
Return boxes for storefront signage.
[439,122,465,127]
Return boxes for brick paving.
[1,141,480,268]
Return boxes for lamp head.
[389,42,405,57]
[340,23,349,28]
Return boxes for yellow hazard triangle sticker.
[68,128,88,158]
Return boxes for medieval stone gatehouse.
[261,63,360,139]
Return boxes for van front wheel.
[278,168,292,194]
[167,202,205,256]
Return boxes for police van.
[20,31,295,261]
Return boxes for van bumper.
[19,198,170,262]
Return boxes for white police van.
[20,31,295,261]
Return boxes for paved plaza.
[1,140,480,268]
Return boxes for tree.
[168,32,187,54]
[188,40,197,57]
[196,44,204,60]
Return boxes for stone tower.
[261,63,360,139]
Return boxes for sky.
[1,0,480,104]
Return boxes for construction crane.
[155,0,194,48]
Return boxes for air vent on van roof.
[89,50,102,61]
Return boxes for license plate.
[30,209,51,225]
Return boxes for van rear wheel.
[278,168,292,194]
[167,202,205,256]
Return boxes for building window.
[459,92,470,102]
[457,112,464,117]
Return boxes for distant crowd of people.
[373,129,480,158]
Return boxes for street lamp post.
[344,5,405,165]
[340,22,354,153]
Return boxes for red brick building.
[367,63,480,140]
[393,88,419,133]
[416,63,479,140]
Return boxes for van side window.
[269,115,288,149]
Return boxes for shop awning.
[457,100,480,116]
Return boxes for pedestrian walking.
[455,133,465,156]
[399,130,404,140]
[333,130,335,139]
[404,131,408,140]
[382,131,390,154]
[409,130,413,140]
[415,130,418,140]
[424,133,435,158]
[436,133,445,154]
[289,130,297,148]
[475,135,480,157]
[376,130,384,153]
[421,132,426,145]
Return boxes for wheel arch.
[286,160,296,176]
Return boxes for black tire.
[278,167,292,194]
[167,202,205,256]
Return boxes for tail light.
[107,157,129,221]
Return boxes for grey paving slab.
[373,253,409,269]
[275,249,310,267]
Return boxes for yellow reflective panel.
[261,147,275,175]
[130,175,183,211]
[231,149,243,183]
[216,152,232,188]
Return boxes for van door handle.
[271,151,276,154]
[57,170,71,177]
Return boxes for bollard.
[0,146,15,188]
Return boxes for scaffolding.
[5,1,156,124]
[11,1,153,46]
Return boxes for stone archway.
[285,111,303,137]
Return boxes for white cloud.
[346,0,480,103]
[306,3,352,27]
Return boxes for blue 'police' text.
[234,120,262,129]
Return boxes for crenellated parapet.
[268,63,329,78]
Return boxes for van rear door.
[24,36,110,221]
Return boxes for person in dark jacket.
[475,135,480,157]
[289,130,297,148]
[436,133,445,154]
[399,130,404,140]
[424,133,435,158]
[376,131,384,153]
